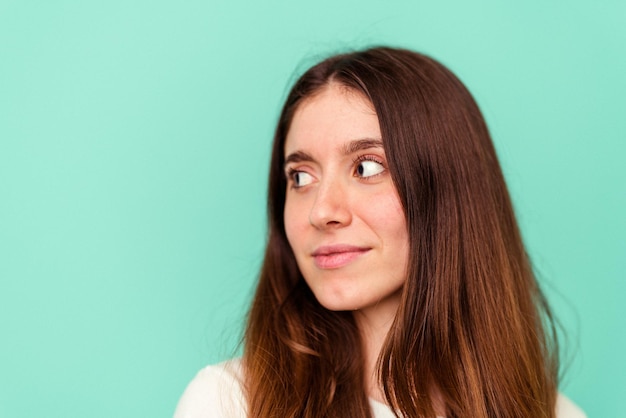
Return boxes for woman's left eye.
[355,159,385,178]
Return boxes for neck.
[352,292,401,404]
[353,295,447,416]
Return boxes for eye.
[355,158,385,178]
[289,170,315,188]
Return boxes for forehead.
[284,84,380,153]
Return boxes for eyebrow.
[283,150,315,168]
[341,138,383,155]
[283,138,383,169]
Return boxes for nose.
[308,177,352,229]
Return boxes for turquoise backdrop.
[1,1,624,416]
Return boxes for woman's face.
[283,84,409,316]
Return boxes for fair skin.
[283,83,409,403]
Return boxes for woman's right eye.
[289,170,314,188]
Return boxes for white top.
[174,360,586,418]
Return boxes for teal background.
[1,0,624,416]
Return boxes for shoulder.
[174,359,246,418]
[173,363,585,418]
[556,393,586,418]
[369,393,585,418]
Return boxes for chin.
[311,290,364,312]
[317,301,357,312]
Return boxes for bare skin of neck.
[353,290,401,405]
[353,291,445,416]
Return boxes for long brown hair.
[243,47,559,418]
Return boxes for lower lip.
[313,250,369,269]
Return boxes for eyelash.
[352,154,386,178]
[285,154,386,189]
[285,167,306,189]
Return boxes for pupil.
[357,164,364,176]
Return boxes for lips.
[311,244,371,269]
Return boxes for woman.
[175,47,585,418]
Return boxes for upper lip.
[311,244,371,256]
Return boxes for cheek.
[283,198,305,250]
[364,191,407,239]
